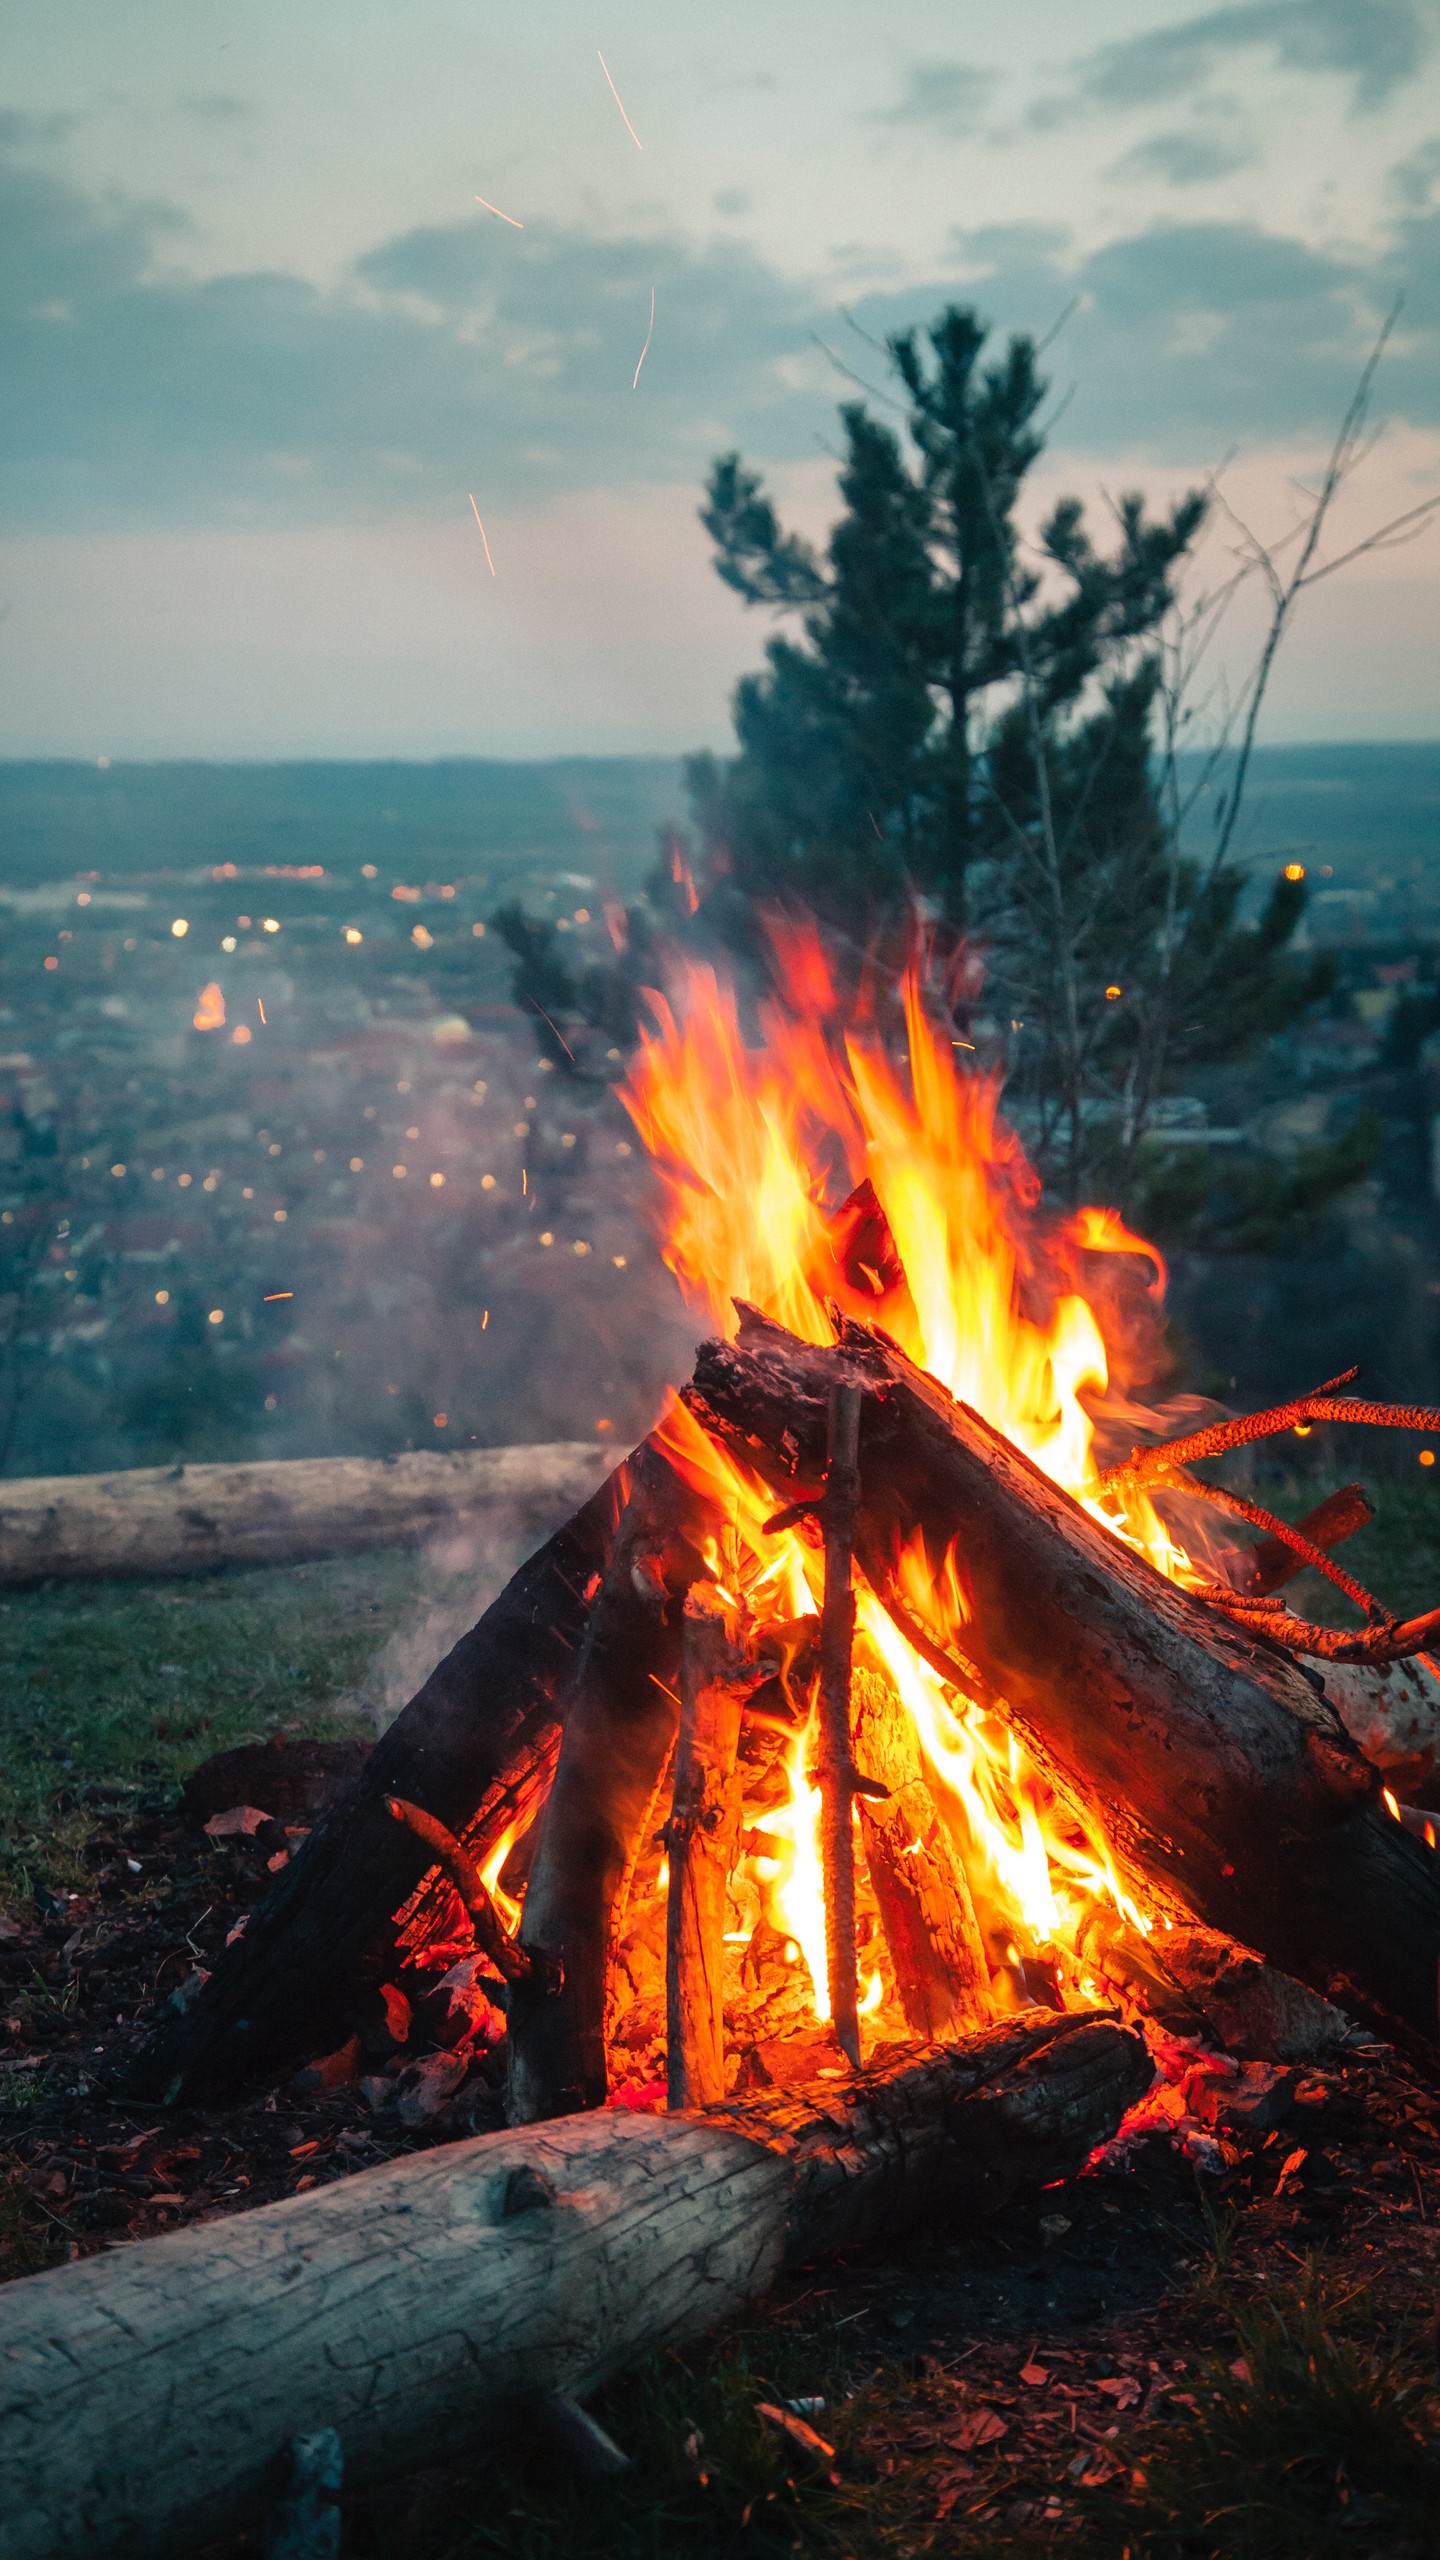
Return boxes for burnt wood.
[665,1588,757,2110]
[687,1308,1440,2039]
[852,1666,992,2038]
[506,1446,706,2123]
[136,1462,634,2104]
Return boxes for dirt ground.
[3,1773,1439,2558]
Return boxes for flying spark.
[632,285,655,390]
[468,493,497,576]
[597,50,642,149]
[263,1292,293,1302]
[256,999,266,1024]
[474,193,523,230]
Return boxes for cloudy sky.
[3,0,1438,756]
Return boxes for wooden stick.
[383,1798,542,1991]
[1101,1365,1440,1494]
[664,1589,757,2109]
[1244,1482,1372,1595]
[816,1383,863,2069]
[851,1667,991,2038]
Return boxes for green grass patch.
[1111,2263,1440,2559]
[0,1550,424,1904]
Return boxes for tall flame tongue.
[620,927,1184,2017]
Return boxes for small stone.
[1038,2213,1071,2242]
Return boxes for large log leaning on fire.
[0,2012,1146,2560]
[137,1461,634,2105]
[851,1666,992,2038]
[507,1445,706,2124]
[0,1443,610,1584]
[688,1308,1440,2039]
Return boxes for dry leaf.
[1020,2363,1049,2387]
[954,2408,1008,2451]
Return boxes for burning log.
[851,1667,991,2039]
[507,1446,705,2124]
[1078,1913,1352,2063]
[0,2012,1146,2560]
[665,1588,766,2108]
[137,1462,632,2104]
[687,1308,1440,2039]
[816,1382,864,2068]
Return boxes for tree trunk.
[852,1667,991,2038]
[506,1448,705,2124]
[0,2013,1146,2560]
[687,1308,1440,2039]
[0,1445,609,1583]
[136,1459,635,2105]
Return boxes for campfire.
[145,924,1440,2126]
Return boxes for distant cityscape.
[0,742,1435,1474]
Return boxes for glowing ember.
[192,982,225,1031]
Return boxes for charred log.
[506,1447,707,2124]
[851,1666,991,2038]
[665,1589,764,2109]
[687,1308,1440,2039]
[135,1461,634,2105]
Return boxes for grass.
[1107,2264,1440,2559]
[0,1549,425,1904]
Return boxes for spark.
[481,1308,489,1329]
[632,285,655,390]
[263,1292,293,1302]
[468,493,497,575]
[256,999,267,1024]
[474,193,523,230]
[597,50,642,149]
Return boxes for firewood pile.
[6,934,1440,2555]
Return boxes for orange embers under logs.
[617,927,1199,2033]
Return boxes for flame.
[193,982,225,1031]
[480,1824,524,1935]
[621,929,1189,2021]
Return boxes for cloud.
[1108,122,1259,186]
[175,93,258,125]
[867,214,1440,452]
[871,61,996,137]
[1,125,1436,539]
[0,134,823,529]
[1041,0,1433,124]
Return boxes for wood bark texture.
[0,2011,1144,2560]
[506,1447,705,2124]
[0,1445,610,1584]
[137,1457,634,2104]
[665,1588,753,2110]
[851,1667,992,2038]
[687,1309,1440,2038]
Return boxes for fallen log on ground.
[0,1444,609,1584]
[0,2010,1146,2560]
[687,1308,1440,2039]
[136,1458,634,2105]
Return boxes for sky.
[2,0,1439,757]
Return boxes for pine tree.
[686,303,1328,1197]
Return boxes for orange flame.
[622,930,1188,2016]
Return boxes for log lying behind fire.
[0,2013,1145,2560]
[137,1460,633,2105]
[852,1667,991,2038]
[687,1309,1440,2039]
[0,1444,610,1585]
[507,1446,703,2125]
